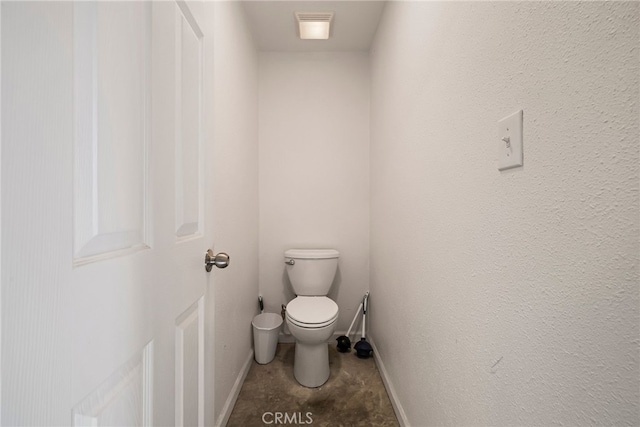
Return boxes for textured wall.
[208,2,259,425]
[369,2,639,425]
[258,52,370,335]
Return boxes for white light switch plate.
[497,109,523,171]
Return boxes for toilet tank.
[284,249,339,296]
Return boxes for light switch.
[497,110,523,171]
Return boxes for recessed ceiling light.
[295,12,334,40]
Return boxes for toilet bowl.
[284,249,340,387]
[285,296,338,387]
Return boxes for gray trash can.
[252,313,283,364]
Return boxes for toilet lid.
[286,296,338,327]
[284,249,339,259]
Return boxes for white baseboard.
[215,349,254,427]
[369,338,409,427]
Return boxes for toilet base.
[293,341,330,388]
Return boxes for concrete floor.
[227,343,399,426]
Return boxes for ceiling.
[241,1,386,52]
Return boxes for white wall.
[370,2,639,426]
[207,2,259,425]
[258,52,370,335]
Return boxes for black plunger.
[354,292,372,358]
[336,300,363,352]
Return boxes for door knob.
[205,249,230,271]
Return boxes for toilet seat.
[286,296,338,329]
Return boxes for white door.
[2,1,216,425]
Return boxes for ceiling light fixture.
[295,12,334,40]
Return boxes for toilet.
[284,249,339,387]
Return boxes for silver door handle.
[205,249,230,271]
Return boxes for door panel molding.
[175,296,204,427]
[72,341,154,427]
[73,2,151,264]
[174,1,204,241]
